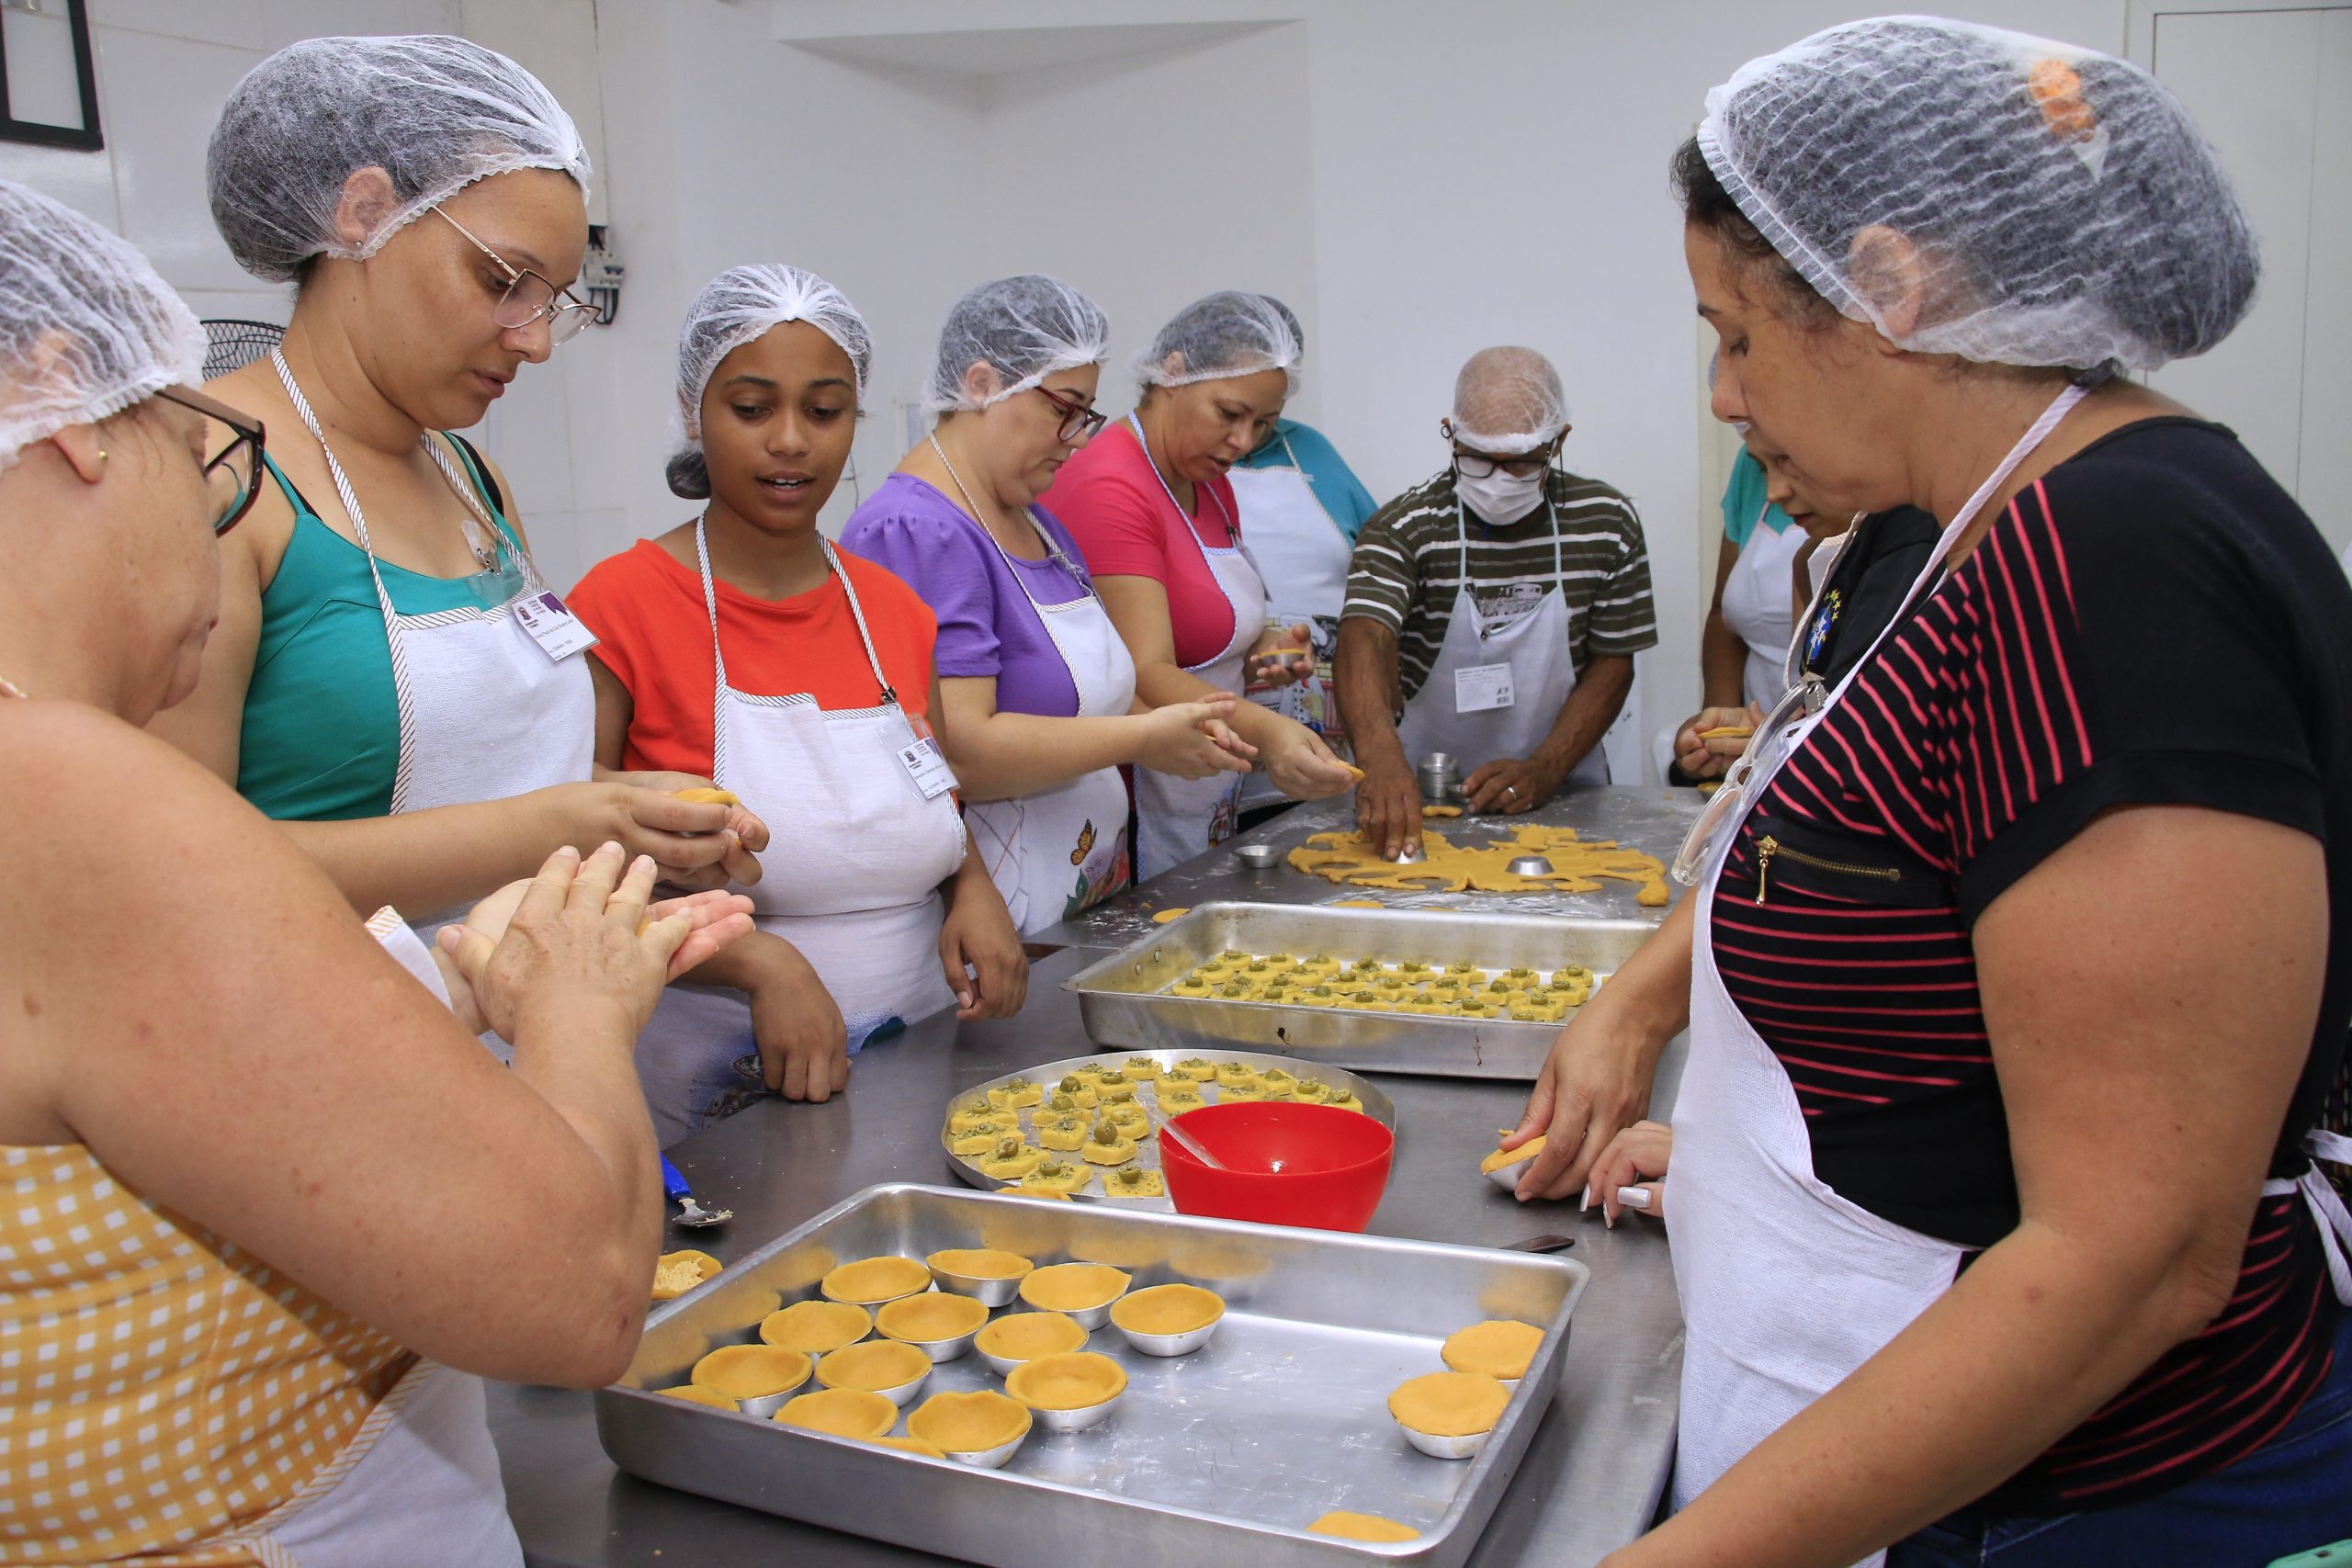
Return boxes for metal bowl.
[1113,1317,1222,1358]
[1390,841,1428,864]
[1005,1351,1129,1433]
[1505,855,1555,876]
[888,1326,979,1364]
[1233,842,1281,870]
[926,1258,1030,1309]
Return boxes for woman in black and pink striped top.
[1509,19,2352,1568]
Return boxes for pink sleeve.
[1055,467,1171,583]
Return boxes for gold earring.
[96,449,107,462]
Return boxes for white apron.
[1230,434,1353,812]
[959,510,1137,934]
[1395,492,1609,786]
[1717,504,1807,712]
[633,523,967,1143]
[1125,415,1265,879]
[176,909,526,1568]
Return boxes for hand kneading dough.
[1388,1371,1510,1438]
[1441,1320,1545,1380]
[1309,1512,1422,1543]
[908,1389,1031,1453]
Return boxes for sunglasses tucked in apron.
[1125,414,1265,880]
[634,522,967,1143]
[959,511,1137,935]
[1229,434,1352,815]
[1396,492,1608,785]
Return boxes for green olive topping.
[994,1136,1023,1159]
[1091,1121,1120,1146]
[1116,1168,1145,1189]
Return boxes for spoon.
[1154,1110,1230,1172]
[661,1154,732,1228]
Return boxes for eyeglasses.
[1033,385,1108,445]
[155,385,266,535]
[432,206,598,346]
[1442,418,1565,479]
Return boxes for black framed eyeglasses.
[1033,385,1108,445]
[155,385,266,535]
[433,206,598,346]
[1442,418,1564,479]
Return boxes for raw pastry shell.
[1388,1371,1510,1438]
[925,1247,1034,1281]
[1005,1350,1128,1411]
[775,1387,899,1438]
[875,1292,989,1344]
[1019,1262,1131,1313]
[1109,1283,1225,1337]
[760,1300,872,1355]
[1441,1319,1544,1380]
[1479,1134,1544,1176]
[907,1389,1033,1453]
[690,1344,811,1399]
[651,1249,721,1301]
[820,1256,934,1304]
[973,1311,1088,1362]
[816,1339,933,1393]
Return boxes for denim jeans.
[1889,1307,2352,1567]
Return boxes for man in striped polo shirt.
[1336,346,1655,859]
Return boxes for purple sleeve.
[840,487,1005,679]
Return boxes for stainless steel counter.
[488,784,1699,1568]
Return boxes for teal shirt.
[237,439,521,821]
[1720,448,1796,547]
[1235,417,1380,542]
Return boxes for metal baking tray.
[1063,902,1656,1080]
[942,1048,1398,1210]
[597,1183,1588,1566]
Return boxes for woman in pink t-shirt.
[1053,292,1355,877]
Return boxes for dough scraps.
[1421,804,1463,818]
[1150,908,1191,923]
[1288,824,1668,904]
[974,1311,1088,1363]
[651,1249,721,1301]
[653,1383,737,1410]
[774,1388,899,1438]
[1696,725,1754,740]
[816,1339,932,1393]
[907,1389,1032,1453]
[1388,1371,1510,1438]
[1110,1283,1224,1337]
[760,1300,872,1355]
[820,1256,933,1305]
[1019,1263,1132,1314]
[876,1292,989,1346]
[1329,898,1384,907]
[1005,1350,1128,1411]
[1442,1319,1545,1380]
[691,1345,811,1400]
[1481,1134,1544,1175]
[1308,1512,1423,1543]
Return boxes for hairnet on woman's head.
[1451,346,1567,450]
[207,35,589,284]
[1134,290,1302,396]
[666,265,871,499]
[0,178,203,471]
[923,275,1109,415]
[1697,17,2258,371]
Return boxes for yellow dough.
[1214,1062,1258,1089]
[1170,1056,1218,1081]
[1018,1158,1092,1195]
[651,1249,721,1301]
[1110,1284,1224,1337]
[1019,1263,1131,1314]
[1172,976,1212,997]
[816,1339,931,1393]
[1150,907,1190,923]
[875,1292,989,1345]
[954,1128,1019,1156]
[1325,1090,1366,1113]
[1005,1350,1128,1411]
[974,1311,1088,1363]
[653,1384,737,1410]
[1101,1166,1166,1198]
[927,1248,1034,1282]
[1001,1185,1070,1199]
[761,1300,871,1355]
[774,1388,898,1439]
[1287,823,1668,904]
[820,1256,933,1305]
[1291,1078,1333,1103]
[1421,804,1463,818]
[672,786,741,806]
[1080,1122,1138,1166]
[692,1345,811,1400]
[1093,1077,1138,1103]
[1119,1055,1164,1080]
[1309,1512,1423,1543]
[1259,1067,1297,1090]
[1442,1320,1545,1380]
[986,1077,1044,1110]
[1481,1134,1544,1176]
[1388,1371,1511,1438]
[948,1104,1019,1135]
[1104,1101,1151,1134]
[868,1435,947,1458]
[1050,1074,1100,1107]
[977,1138,1046,1179]
[907,1390,1032,1454]
[1158,1083,1205,1111]
[1035,1116,1089,1152]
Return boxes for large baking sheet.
[941,1048,1398,1210]
[597,1183,1588,1567]
[1063,902,1656,1079]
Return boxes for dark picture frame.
[0,0,103,152]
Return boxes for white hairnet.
[923,274,1109,415]
[0,178,203,471]
[667,264,872,499]
[1134,290,1301,396]
[1451,345,1568,450]
[1698,17,2258,371]
[208,35,590,284]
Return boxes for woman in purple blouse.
[842,276,1247,932]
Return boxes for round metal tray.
[939,1048,1397,1210]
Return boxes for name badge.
[1454,664,1515,714]
[897,736,959,800]
[511,591,598,661]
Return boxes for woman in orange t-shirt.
[570,266,1024,1138]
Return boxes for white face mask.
[1454,463,1547,525]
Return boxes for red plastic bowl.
[1159,1102,1395,1233]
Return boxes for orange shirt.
[569,537,939,776]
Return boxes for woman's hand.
[1672,702,1767,781]
[1586,1120,1670,1226]
[1261,719,1358,800]
[747,939,850,1101]
[1136,697,1256,780]
[1247,622,1317,690]
[1503,1007,1659,1201]
[436,842,752,1043]
[537,782,769,892]
[940,868,1027,1021]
